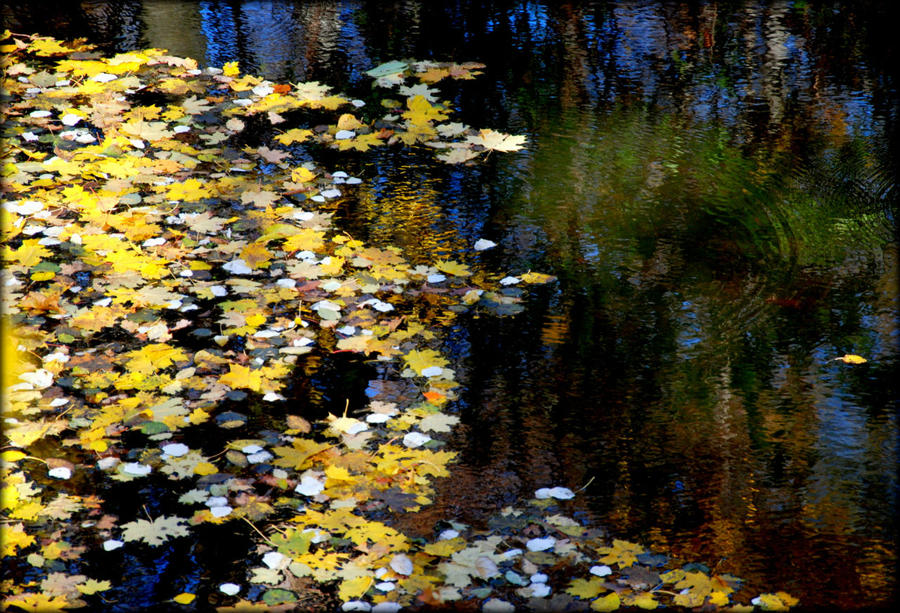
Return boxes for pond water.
[5,1,897,609]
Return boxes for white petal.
[420,366,443,377]
[219,583,240,595]
[474,239,497,251]
[500,276,520,286]
[103,539,125,551]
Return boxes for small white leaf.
[482,599,515,613]
[390,553,414,576]
[590,565,612,577]
[402,432,431,448]
[262,551,286,569]
[122,462,152,476]
[161,443,189,457]
[475,556,499,578]
[295,475,325,496]
[499,276,520,286]
[474,239,497,251]
[420,366,443,378]
[103,539,124,551]
[529,583,551,597]
[48,467,72,480]
[219,583,240,595]
[525,536,556,552]
[535,486,575,500]
[247,450,273,464]
[223,259,253,275]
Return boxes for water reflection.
[6,0,896,608]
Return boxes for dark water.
[6,1,898,609]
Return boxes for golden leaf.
[566,577,607,600]
[836,354,867,364]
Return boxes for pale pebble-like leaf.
[402,432,431,448]
[389,553,414,576]
[526,536,556,552]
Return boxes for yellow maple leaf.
[240,242,273,269]
[193,462,218,476]
[337,575,373,601]
[76,578,112,595]
[125,343,188,374]
[335,132,384,152]
[597,539,644,568]
[3,239,50,267]
[590,592,621,612]
[402,95,448,125]
[403,349,449,376]
[434,260,471,277]
[566,577,607,600]
[466,128,527,152]
[2,592,74,612]
[166,178,209,201]
[319,255,345,276]
[1,523,35,556]
[625,591,658,610]
[423,537,466,556]
[272,439,332,470]
[754,592,799,611]
[222,60,240,77]
[282,228,325,252]
[219,363,263,392]
[520,271,557,284]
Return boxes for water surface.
[5,1,897,608]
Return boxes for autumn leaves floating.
[0,31,800,612]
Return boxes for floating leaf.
[120,515,190,546]
[835,354,867,364]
